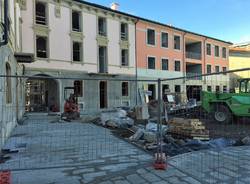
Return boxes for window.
[36,36,47,58]
[174,35,180,50]
[73,42,82,61]
[99,46,107,73]
[215,66,220,73]
[222,67,227,75]
[147,29,155,45]
[35,2,47,25]
[121,23,128,40]
[207,65,212,74]
[161,58,168,70]
[72,11,81,32]
[98,17,107,36]
[161,32,168,48]
[207,86,212,92]
[206,43,211,55]
[121,49,129,66]
[175,60,181,71]
[147,57,155,69]
[216,86,220,92]
[122,82,129,96]
[175,85,181,93]
[74,80,83,97]
[6,63,12,103]
[222,47,227,58]
[215,45,219,57]
[162,84,170,94]
[223,86,227,93]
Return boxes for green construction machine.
[201,78,250,123]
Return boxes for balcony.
[186,51,201,60]
[186,63,202,80]
[185,38,202,61]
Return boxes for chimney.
[110,2,119,11]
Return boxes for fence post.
[154,78,166,170]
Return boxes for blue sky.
[86,0,250,44]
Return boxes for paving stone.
[72,168,95,175]
[218,167,240,178]
[114,180,131,184]
[209,171,230,181]
[143,172,162,182]
[126,174,147,184]
[153,181,170,184]
[181,176,201,184]
[99,181,113,184]
[167,176,183,184]
[111,176,125,181]
[82,171,107,183]
[136,168,148,175]
[241,177,250,183]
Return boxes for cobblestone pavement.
[1,115,250,183]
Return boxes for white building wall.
[49,4,71,61]
[21,1,136,76]
[21,1,34,53]
[83,12,97,66]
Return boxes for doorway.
[25,77,59,112]
[100,81,107,108]
[148,84,156,101]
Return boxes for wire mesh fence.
[0,68,249,183]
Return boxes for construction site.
[0,68,249,183]
[0,0,250,182]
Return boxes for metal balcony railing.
[186,72,202,80]
[186,51,202,60]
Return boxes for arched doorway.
[25,75,59,112]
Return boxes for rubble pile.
[89,105,250,157]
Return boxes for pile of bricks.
[168,118,209,140]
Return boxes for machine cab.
[239,78,250,93]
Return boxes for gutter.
[0,0,9,47]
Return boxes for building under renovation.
[20,0,137,114]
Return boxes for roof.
[73,0,232,45]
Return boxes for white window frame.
[174,59,181,72]
[146,28,156,47]
[71,9,82,32]
[121,49,129,67]
[161,31,169,49]
[215,65,220,73]
[121,81,129,97]
[161,57,169,71]
[147,56,156,70]
[214,45,220,58]
[173,33,181,51]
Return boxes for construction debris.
[168,118,209,140]
[241,136,250,145]
[100,109,134,128]
[129,128,144,141]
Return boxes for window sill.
[161,46,169,49]
[120,65,130,68]
[36,57,49,61]
[72,61,83,64]
[174,49,181,52]
[147,44,156,47]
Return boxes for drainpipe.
[182,32,187,86]
[0,0,9,46]
[203,38,207,85]
[135,19,139,105]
